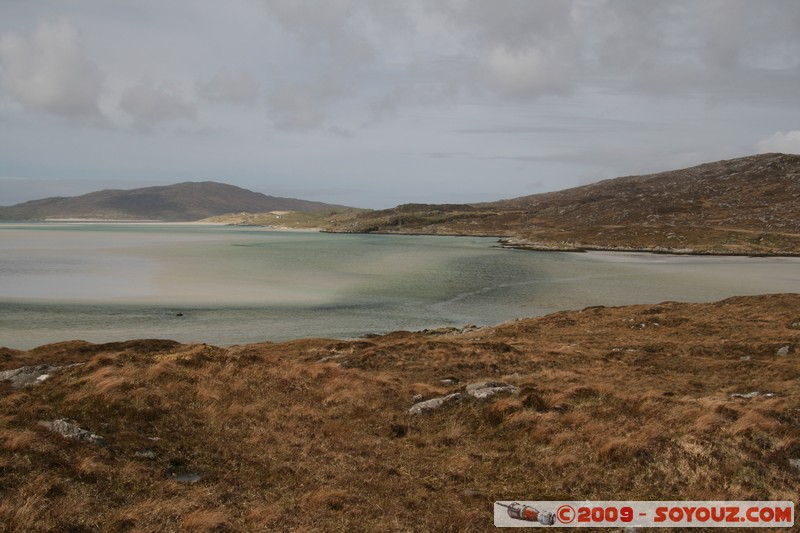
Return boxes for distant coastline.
[5,219,799,257]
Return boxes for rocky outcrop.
[409,381,521,414]
[39,419,106,446]
[409,393,465,415]
[729,391,777,400]
[323,153,800,255]
[465,381,521,399]
[0,363,81,388]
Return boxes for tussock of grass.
[0,294,799,530]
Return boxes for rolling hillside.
[323,153,800,255]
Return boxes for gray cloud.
[120,82,196,130]
[257,1,800,128]
[432,0,580,98]
[0,18,104,120]
[1,1,800,208]
[197,69,261,106]
[756,131,800,155]
[261,0,401,64]
[266,75,346,131]
[425,151,472,159]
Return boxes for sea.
[1,223,798,349]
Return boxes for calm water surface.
[1,223,798,348]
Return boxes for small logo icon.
[557,504,576,524]
[496,502,556,525]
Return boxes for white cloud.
[756,131,800,155]
[119,82,196,130]
[0,18,104,119]
[197,69,261,105]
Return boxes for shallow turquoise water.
[1,223,798,348]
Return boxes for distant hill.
[0,182,349,222]
[323,153,800,255]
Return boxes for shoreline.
[5,291,799,352]
[324,228,800,258]
[497,240,800,258]
[3,220,798,257]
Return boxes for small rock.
[789,458,800,471]
[409,393,465,415]
[739,356,752,361]
[461,489,487,500]
[439,377,460,386]
[730,391,776,400]
[134,450,158,460]
[412,394,424,402]
[38,419,105,446]
[465,381,520,399]
[776,345,791,357]
[317,354,344,363]
[171,472,202,484]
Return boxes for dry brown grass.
[1,429,37,452]
[0,294,798,530]
[181,508,232,532]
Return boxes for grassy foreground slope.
[1,294,799,531]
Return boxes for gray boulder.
[38,419,106,446]
[408,381,521,415]
[0,365,60,388]
[0,363,82,388]
[729,391,776,400]
[465,381,521,399]
[408,393,465,415]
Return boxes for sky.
[1,1,799,209]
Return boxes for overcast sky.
[1,0,799,208]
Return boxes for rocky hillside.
[324,153,800,255]
[0,182,348,222]
[1,294,798,530]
